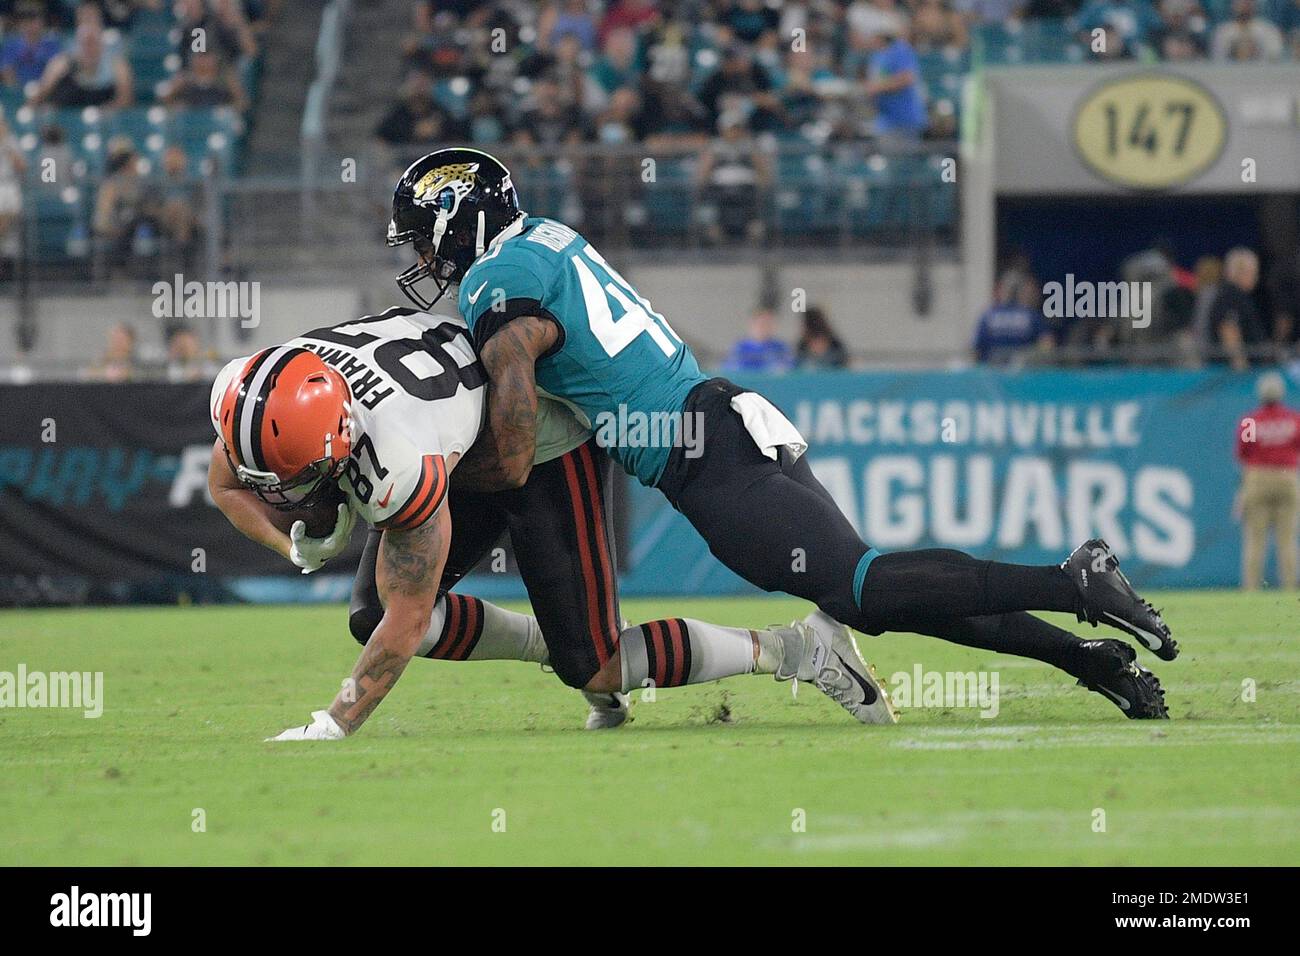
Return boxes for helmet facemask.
[389,214,472,311]
[225,444,348,512]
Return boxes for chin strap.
[475,210,486,258]
[431,208,448,254]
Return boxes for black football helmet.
[387,147,525,309]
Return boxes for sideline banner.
[622,367,1268,594]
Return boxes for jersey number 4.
[571,244,683,359]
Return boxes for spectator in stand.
[696,42,780,132]
[511,76,588,146]
[797,306,849,370]
[951,0,1027,23]
[164,322,211,382]
[30,19,132,108]
[210,0,259,65]
[539,0,599,53]
[722,0,781,43]
[848,0,906,40]
[592,85,643,143]
[639,77,710,148]
[89,322,138,381]
[1282,0,1300,57]
[1208,247,1270,370]
[1118,239,1196,345]
[1211,0,1284,60]
[973,271,1054,365]
[85,0,165,31]
[1024,0,1080,16]
[157,144,200,269]
[551,31,605,115]
[589,26,639,97]
[1188,254,1224,362]
[724,307,795,373]
[466,89,506,144]
[93,137,155,273]
[399,0,438,70]
[1267,247,1300,347]
[598,0,659,47]
[374,70,464,145]
[695,110,771,243]
[911,0,969,53]
[174,0,256,69]
[774,56,823,138]
[863,15,927,144]
[0,113,26,260]
[1235,371,1300,589]
[161,48,247,110]
[0,2,63,90]
[1150,0,1209,60]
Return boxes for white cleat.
[582,690,629,730]
[776,611,898,725]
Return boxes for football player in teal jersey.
[385,148,1176,720]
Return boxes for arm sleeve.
[459,258,564,356]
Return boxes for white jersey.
[210,307,590,530]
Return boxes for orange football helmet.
[214,346,353,510]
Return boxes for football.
[267,481,347,539]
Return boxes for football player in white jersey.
[209,307,897,739]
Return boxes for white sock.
[417,593,547,663]
[619,618,756,691]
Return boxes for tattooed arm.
[452,316,559,492]
[324,505,451,735]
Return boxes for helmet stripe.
[230,348,274,468]
[238,345,303,472]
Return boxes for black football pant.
[655,379,1090,674]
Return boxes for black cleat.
[1074,639,1169,719]
[1062,538,1178,661]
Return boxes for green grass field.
[2,591,1298,865]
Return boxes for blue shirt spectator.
[725,309,795,372]
[973,301,1051,364]
[867,34,927,138]
[1,7,63,89]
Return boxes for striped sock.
[417,594,547,663]
[619,619,757,692]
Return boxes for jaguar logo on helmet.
[412,162,479,212]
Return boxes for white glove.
[289,503,355,574]
[266,710,346,742]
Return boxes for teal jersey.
[459,217,707,486]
